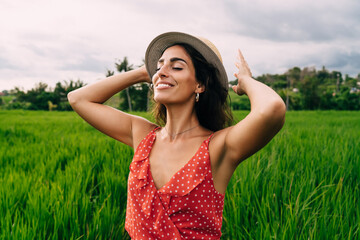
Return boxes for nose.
[152,66,167,84]
[157,65,169,79]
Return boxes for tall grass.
[1,110,359,239]
[1,111,132,239]
[223,111,360,239]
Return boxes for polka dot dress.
[125,127,225,240]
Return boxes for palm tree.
[115,57,133,111]
[105,69,114,77]
[139,59,152,111]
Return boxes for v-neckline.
[148,129,211,192]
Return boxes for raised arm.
[67,66,156,148]
[224,49,286,165]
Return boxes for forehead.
[159,45,192,62]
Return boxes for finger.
[231,85,237,92]
[236,50,241,61]
[234,71,242,78]
[243,61,252,75]
[237,49,245,62]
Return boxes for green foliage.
[115,57,134,112]
[1,110,359,239]
[119,84,150,111]
[1,64,359,111]
[229,91,250,110]
[112,57,151,112]
[254,66,360,110]
[300,76,321,109]
[2,80,85,111]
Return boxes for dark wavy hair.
[152,43,233,132]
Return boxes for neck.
[164,124,199,141]
[163,103,199,140]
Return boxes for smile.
[155,83,174,89]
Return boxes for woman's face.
[152,45,200,105]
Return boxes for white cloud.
[224,0,360,41]
[0,0,359,91]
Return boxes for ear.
[195,83,205,94]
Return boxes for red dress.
[125,127,225,240]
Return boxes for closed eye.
[155,67,182,71]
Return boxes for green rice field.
[1,110,359,239]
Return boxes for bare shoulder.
[209,127,231,146]
[131,116,158,149]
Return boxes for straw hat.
[145,32,228,90]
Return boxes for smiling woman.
[151,43,232,132]
[67,31,286,239]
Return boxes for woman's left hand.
[232,49,252,96]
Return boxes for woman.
[68,32,286,239]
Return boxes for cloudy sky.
[1,0,359,91]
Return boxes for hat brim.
[145,32,228,90]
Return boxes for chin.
[154,96,178,105]
[154,98,171,105]
[154,93,170,103]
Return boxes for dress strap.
[153,126,161,131]
[207,132,215,141]
[203,132,215,148]
[150,126,161,136]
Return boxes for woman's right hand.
[139,65,152,83]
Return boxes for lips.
[155,82,174,89]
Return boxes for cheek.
[152,75,158,84]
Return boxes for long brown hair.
[152,43,233,132]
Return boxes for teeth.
[157,83,172,88]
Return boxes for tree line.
[1,58,359,111]
[257,66,360,110]
[1,80,85,111]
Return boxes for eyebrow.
[158,57,187,64]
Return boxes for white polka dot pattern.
[125,128,225,240]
